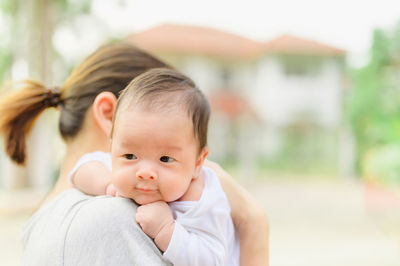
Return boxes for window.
[221,67,231,87]
[280,55,323,77]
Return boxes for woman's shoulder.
[23,189,138,241]
[65,193,134,238]
[75,192,138,219]
[62,190,171,265]
[68,192,142,234]
[22,189,171,265]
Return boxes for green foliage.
[0,49,12,84]
[257,126,339,176]
[0,0,93,83]
[54,0,91,19]
[0,0,17,15]
[364,145,400,184]
[0,0,14,84]
[347,21,400,176]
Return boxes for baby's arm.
[136,202,226,266]
[72,161,113,196]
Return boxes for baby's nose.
[136,163,157,180]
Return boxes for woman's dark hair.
[0,42,169,164]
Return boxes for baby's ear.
[194,147,209,178]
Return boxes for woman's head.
[0,42,169,164]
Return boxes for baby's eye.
[124,154,137,160]
[160,156,174,163]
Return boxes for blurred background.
[1,0,400,265]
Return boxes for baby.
[68,68,239,265]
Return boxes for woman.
[0,42,268,265]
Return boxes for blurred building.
[0,23,348,191]
[129,24,347,172]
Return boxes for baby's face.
[111,106,204,205]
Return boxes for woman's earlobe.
[92,92,117,138]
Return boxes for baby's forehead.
[114,105,200,147]
[124,89,188,109]
[120,88,190,113]
[120,100,189,117]
[121,103,198,132]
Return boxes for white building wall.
[171,56,257,96]
[179,57,221,95]
[252,56,285,126]
[229,63,256,92]
[253,56,343,129]
[317,60,343,128]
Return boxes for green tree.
[348,21,400,174]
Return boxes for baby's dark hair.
[114,68,210,151]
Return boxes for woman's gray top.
[21,189,171,266]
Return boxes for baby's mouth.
[136,187,157,192]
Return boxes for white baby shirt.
[164,166,239,266]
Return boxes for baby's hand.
[136,201,173,238]
[136,201,174,251]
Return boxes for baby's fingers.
[105,183,117,196]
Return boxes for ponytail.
[0,80,62,164]
[0,42,169,165]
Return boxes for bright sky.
[59,0,400,67]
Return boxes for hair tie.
[43,86,62,107]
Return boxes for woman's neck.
[43,128,110,204]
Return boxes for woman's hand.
[204,160,269,266]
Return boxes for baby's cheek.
[112,170,133,196]
[161,179,187,202]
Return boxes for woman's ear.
[92,92,117,139]
[194,147,209,178]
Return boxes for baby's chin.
[115,189,157,205]
[132,196,162,206]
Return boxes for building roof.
[128,23,346,58]
[262,34,346,56]
[128,24,260,58]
